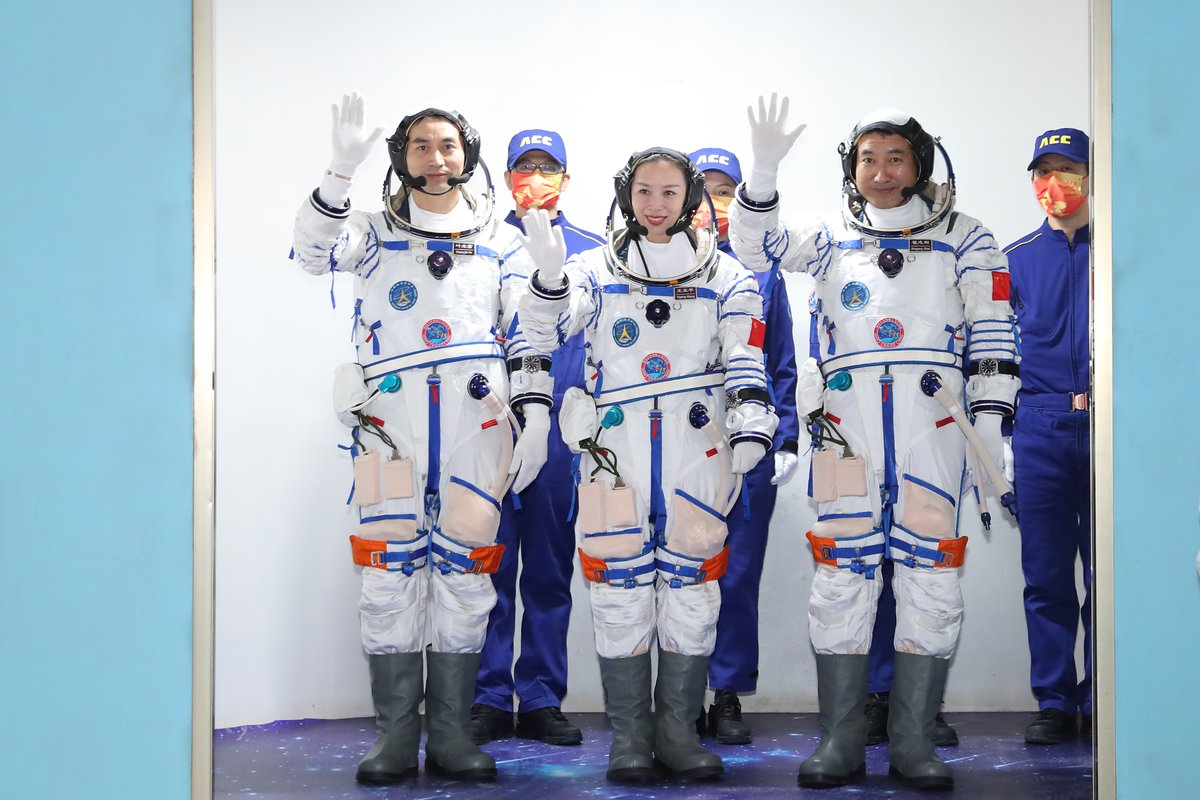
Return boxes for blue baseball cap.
[689,147,742,184]
[507,129,567,170]
[1027,128,1089,170]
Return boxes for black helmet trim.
[380,157,496,241]
[838,109,936,202]
[385,108,481,193]
[612,148,705,239]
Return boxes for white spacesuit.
[518,148,777,783]
[730,99,1019,790]
[290,95,552,785]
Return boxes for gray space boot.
[654,650,723,780]
[424,651,497,781]
[797,653,869,787]
[598,653,655,783]
[356,652,423,785]
[888,652,954,789]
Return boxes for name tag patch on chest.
[873,317,905,348]
[908,239,933,253]
[389,281,418,311]
[613,317,640,347]
[422,319,453,347]
[674,286,697,300]
[452,242,476,256]
[641,353,671,381]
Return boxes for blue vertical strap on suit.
[425,372,442,521]
[649,409,667,538]
[879,371,898,535]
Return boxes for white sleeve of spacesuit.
[516,253,597,356]
[729,187,829,279]
[954,214,1021,415]
[717,259,779,449]
[499,234,555,409]
[290,177,376,278]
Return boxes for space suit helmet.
[385,108,482,192]
[838,108,936,200]
[613,147,706,238]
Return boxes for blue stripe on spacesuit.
[600,285,719,301]
[901,473,956,506]
[817,511,874,522]
[450,476,501,509]
[675,489,725,521]
[378,240,500,259]
[360,513,420,524]
[833,238,955,253]
[880,372,898,510]
[649,410,666,537]
[584,526,643,539]
[425,373,442,519]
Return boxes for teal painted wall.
[0,2,194,799]
[1112,1,1200,797]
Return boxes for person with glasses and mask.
[1004,129,1092,746]
[730,96,1019,790]
[470,130,603,748]
[290,94,554,785]
[517,147,777,783]
[687,148,800,746]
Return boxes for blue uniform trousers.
[1013,401,1092,716]
[474,411,576,713]
[708,453,778,692]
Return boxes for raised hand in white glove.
[972,412,1005,489]
[771,450,799,486]
[745,93,807,198]
[329,91,383,180]
[519,208,567,289]
[731,441,767,476]
[509,403,551,494]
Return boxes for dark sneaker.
[933,712,959,747]
[707,689,752,745]
[1025,708,1079,744]
[469,703,514,745]
[516,706,583,746]
[865,691,890,744]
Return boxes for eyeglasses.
[512,162,565,175]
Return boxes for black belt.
[1019,391,1089,412]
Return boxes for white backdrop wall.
[214,0,1090,727]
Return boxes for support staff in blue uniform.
[1004,128,1092,744]
[471,130,604,746]
[688,148,800,744]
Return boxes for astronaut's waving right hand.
[329,91,383,180]
[519,208,567,288]
[747,93,807,176]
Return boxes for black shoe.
[1025,708,1078,744]
[516,706,583,746]
[707,689,752,744]
[695,705,706,737]
[933,712,959,747]
[865,691,890,744]
[469,703,514,745]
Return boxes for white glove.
[972,413,1005,489]
[1003,439,1015,484]
[519,208,567,288]
[745,93,807,198]
[509,404,551,494]
[731,441,767,476]
[329,91,383,179]
[771,451,799,486]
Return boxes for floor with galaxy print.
[214,711,1092,798]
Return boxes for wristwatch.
[968,358,1019,377]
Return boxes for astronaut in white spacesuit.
[517,148,777,783]
[730,96,1019,790]
[290,94,552,785]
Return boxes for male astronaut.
[517,148,777,782]
[689,147,800,745]
[471,130,603,746]
[730,96,1019,790]
[290,94,553,785]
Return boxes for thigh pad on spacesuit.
[898,474,956,539]
[437,476,501,548]
[577,480,642,557]
[663,489,727,559]
[810,448,869,502]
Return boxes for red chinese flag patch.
[749,318,767,348]
[992,272,1011,301]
